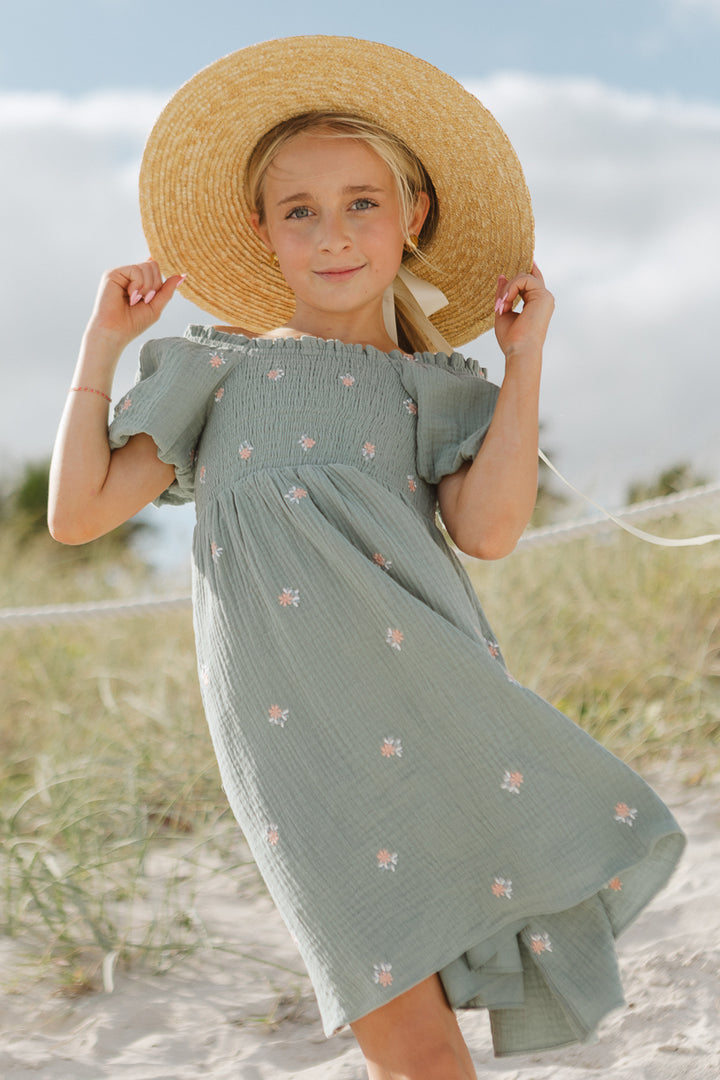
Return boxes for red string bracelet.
[69,385,112,403]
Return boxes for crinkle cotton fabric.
[109,326,685,1056]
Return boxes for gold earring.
[269,252,279,267]
[405,234,419,252]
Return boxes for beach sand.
[1,767,718,1079]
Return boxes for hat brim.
[139,35,534,347]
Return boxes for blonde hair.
[245,112,440,353]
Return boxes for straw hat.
[139,35,534,347]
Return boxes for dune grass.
[1,512,718,987]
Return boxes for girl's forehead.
[266,133,391,186]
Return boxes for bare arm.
[48,260,184,545]
[437,264,554,560]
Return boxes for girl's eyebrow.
[276,184,386,208]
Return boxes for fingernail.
[143,290,156,304]
[494,298,503,315]
[501,292,509,306]
[177,274,187,285]
[130,290,142,306]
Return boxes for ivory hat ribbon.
[383,265,453,355]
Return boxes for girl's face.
[250,133,429,335]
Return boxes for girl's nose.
[318,213,352,253]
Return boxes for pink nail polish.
[130,290,142,306]
[177,274,187,285]
[144,290,156,304]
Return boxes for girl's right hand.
[87,259,185,346]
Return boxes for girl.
[49,36,685,1080]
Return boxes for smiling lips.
[313,265,365,281]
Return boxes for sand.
[1,767,718,1080]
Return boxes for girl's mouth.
[313,265,365,282]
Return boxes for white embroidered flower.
[373,553,392,571]
[376,849,398,871]
[199,663,210,687]
[278,588,300,608]
[486,638,501,658]
[403,397,418,416]
[614,803,638,826]
[385,628,404,651]
[210,541,223,561]
[501,770,524,794]
[491,876,513,899]
[373,963,393,988]
[530,932,553,955]
[265,824,279,846]
[284,485,308,504]
[381,737,403,758]
[267,368,285,381]
[268,705,290,727]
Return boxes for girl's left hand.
[494,262,554,360]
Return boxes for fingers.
[494,262,547,317]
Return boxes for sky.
[1,0,719,564]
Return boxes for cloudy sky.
[2,0,719,553]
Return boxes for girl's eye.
[286,206,312,219]
[352,198,377,211]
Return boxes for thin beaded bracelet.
[69,385,112,403]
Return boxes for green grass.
[1,511,718,985]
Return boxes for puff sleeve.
[108,336,237,506]
[399,352,500,485]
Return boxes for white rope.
[1,483,718,628]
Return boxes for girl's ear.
[409,191,431,237]
[249,211,272,252]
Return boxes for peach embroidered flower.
[362,441,376,460]
[189,447,197,464]
[238,441,254,460]
[200,664,210,687]
[120,397,132,412]
[373,553,392,571]
[265,824,279,846]
[506,671,521,685]
[492,877,513,899]
[214,387,225,403]
[407,475,417,493]
[606,877,623,892]
[403,397,418,416]
[385,628,404,651]
[209,353,226,369]
[501,770,524,794]
[198,465,207,484]
[210,541,223,561]
[278,588,300,608]
[268,705,289,727]
[614,802,638,826]
[267,368,285,380]
[381,737,403,758]
[486,639,500,658]
[373,963,393,988]
[339,373,356,387]
[284,485,308,504]
[299,434,316,452]
[377,849,398,871]
[530,933,553,955]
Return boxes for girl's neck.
[262,305,398,353]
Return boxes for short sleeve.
[399,352,500,485]
[108,335,238,506]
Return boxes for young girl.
[49,36,685,1080]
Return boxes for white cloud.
[1,78,719,524]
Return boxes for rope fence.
[2,483,718,629]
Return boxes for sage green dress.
[109,325,685,1056]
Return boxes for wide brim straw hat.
[139,35,534,348]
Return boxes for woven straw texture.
[139,36,535,347]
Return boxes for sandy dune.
[1,768,718,1079]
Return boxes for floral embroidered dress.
[108,326,685,1056]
